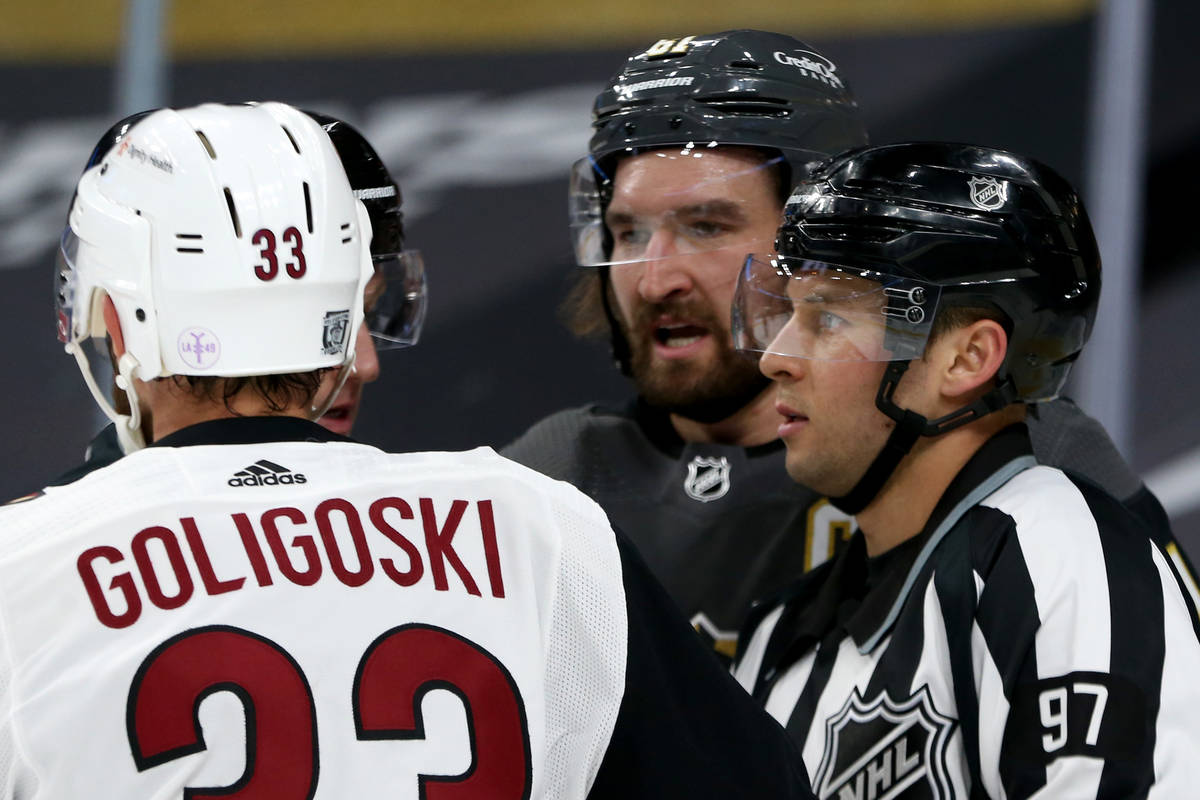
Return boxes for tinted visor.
[732,255,940,362]
[364,249,427,350]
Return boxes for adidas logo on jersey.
[228,459,308,487]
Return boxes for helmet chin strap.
[596,267,633,376]
[828,360,1020,515]
[67,341,146,455]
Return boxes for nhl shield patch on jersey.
[684,455,731,502]
[814,687,955,799]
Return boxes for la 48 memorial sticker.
[814,687,956,799]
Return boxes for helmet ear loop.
[66,337,147,454]
[113,353,145,451]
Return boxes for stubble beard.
[784,448,850,498]
[783,412,897,498]
[622,298,769,424]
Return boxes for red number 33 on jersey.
[126,624,532,799]
[252,227,307,281]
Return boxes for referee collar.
[151,416,355,448]
[756,424,1037,684]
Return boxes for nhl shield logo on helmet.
[684,455,731,503]
[968,175,1008,211]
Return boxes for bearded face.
[604,148,783,422]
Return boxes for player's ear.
[938,318,1007,400]
[102,294,127,359]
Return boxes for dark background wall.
[3,1,1198,552]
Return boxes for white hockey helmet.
[56,102,373,448]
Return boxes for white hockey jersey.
[0,416,630,798]
[0,417,812,799]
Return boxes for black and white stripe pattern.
[735,462,1200,799]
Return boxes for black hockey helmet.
[304,111,426,349]
[591,29,866,173]
[570,29,868,267]
[305,111,405,255]
[751,141,1100,401]
[734,141,1102,511]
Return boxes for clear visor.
[568,147,786,267]
[364,249,427,350]
[732,255,941,362]
[55,227,81,344]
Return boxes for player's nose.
[638,245,692,303]
[353,324,380,383]
[759,347,807,384]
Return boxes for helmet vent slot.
[195,130,217,160]
[223,188,242,238]
[281,125,302,155]
[175,233,204,254]
[728,59,763,70]
[696,95,790,116]
[303,182,314,234]
[340,221,352,244]
[845,178,923,194]
[805,224,903,244]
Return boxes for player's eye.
[817,310,850,333]
[613,227,651,248]
[683,219,731,238]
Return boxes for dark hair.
[169,371,328,414]
[561,271,609,340]
[926,303,1011,350]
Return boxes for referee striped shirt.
[733,425,1200,799]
